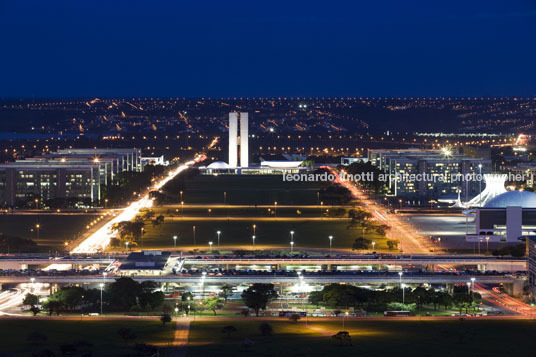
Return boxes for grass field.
[0,318,175,356]
[0,214,96,251]
[173,175,329,205]
[130,218,390,252]
[187,319,536,357]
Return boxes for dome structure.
[207,161,230,169]
[483,190,536,208]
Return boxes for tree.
[113,221,145,243]
[241,284,278,316]
[203,297,224,316]
[453,293,473,315]
[23,293,40,307]
[218,284,234,303]
[152,215,165,227]
[288,313,301,323]
[332,331,352,346]
[43,300,64,316]
[160,313,172,325]
[30,306,41,316]
[352,237,371,250]
[259,322,273,336]
[221,325,237,337]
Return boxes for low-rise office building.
[0,148,142,207]
[368,148,491,199]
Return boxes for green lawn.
[171,175,329,205]
[0,214,96,251]
[187,319,536,357]
[0,318,175,356]
[130,219,390,252]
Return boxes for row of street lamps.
[169,230,377,254]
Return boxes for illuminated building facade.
[228,112,249,168]
[368,149,491,199]
[0,148,142,207]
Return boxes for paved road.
[171,319,191,357]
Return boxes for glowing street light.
[329,235,333,254]
[290,230,295,242]
[216,231,221,247]
[372,241,376,251]
[125,241,129,251]
[252,235,256,247]
[209,241,213,252]
[398,272,405,303]
[100,283,104,315]
[290,241,295,253]
[173,235,178,248]
[253,224,256,235]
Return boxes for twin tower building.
[228,112,249,168]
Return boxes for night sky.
[1,0,535,98]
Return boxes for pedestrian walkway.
[171,318,191,357]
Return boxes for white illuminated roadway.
[71,155,205,254]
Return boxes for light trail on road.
[70,155,206,254]
[475,283,534,316]
[0,288,30,315]
[323,166,430,254]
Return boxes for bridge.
[182,255,527,271]
[0,274,519,285]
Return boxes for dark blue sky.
[1,0,535,97]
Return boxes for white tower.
[228,112,238,167]
[240,112,249,167]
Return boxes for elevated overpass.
[183,255,527,271]
[0,274,519,285]
[0,254,526,272]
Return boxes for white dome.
[484,191,536,208]
[207,161,230,169]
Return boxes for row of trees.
[309,284,481,314]
[0,234,38,253]
[28,278,166,315]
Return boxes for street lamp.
[253,224,256,235]
[35,224,40,240]
[180,190,183,202]
[274,202,278,216]
[343,311,349,329]
[252,235,256,247]
[329,235,333,255]
[372,241,376,251]
[217,231,221,247]
[100,283,104,315]
[290,241,294,253]
[209,241,213,252]
[466,282,471,295]
[173,235,178,248]
[290,230,294,243]
[193,225,196,246]
[125,241,129,251]
[478,164,483,207]
[470,277,475,298]
[486,236,489,252]
[398,272,405,303]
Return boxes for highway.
[0,274,518,285]
[0,254,526,270]
[182,255,526,268]
[70,155,206,254]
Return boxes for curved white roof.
[484,190,536,208]
[207,161,230,169]
[260,160,303,168]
